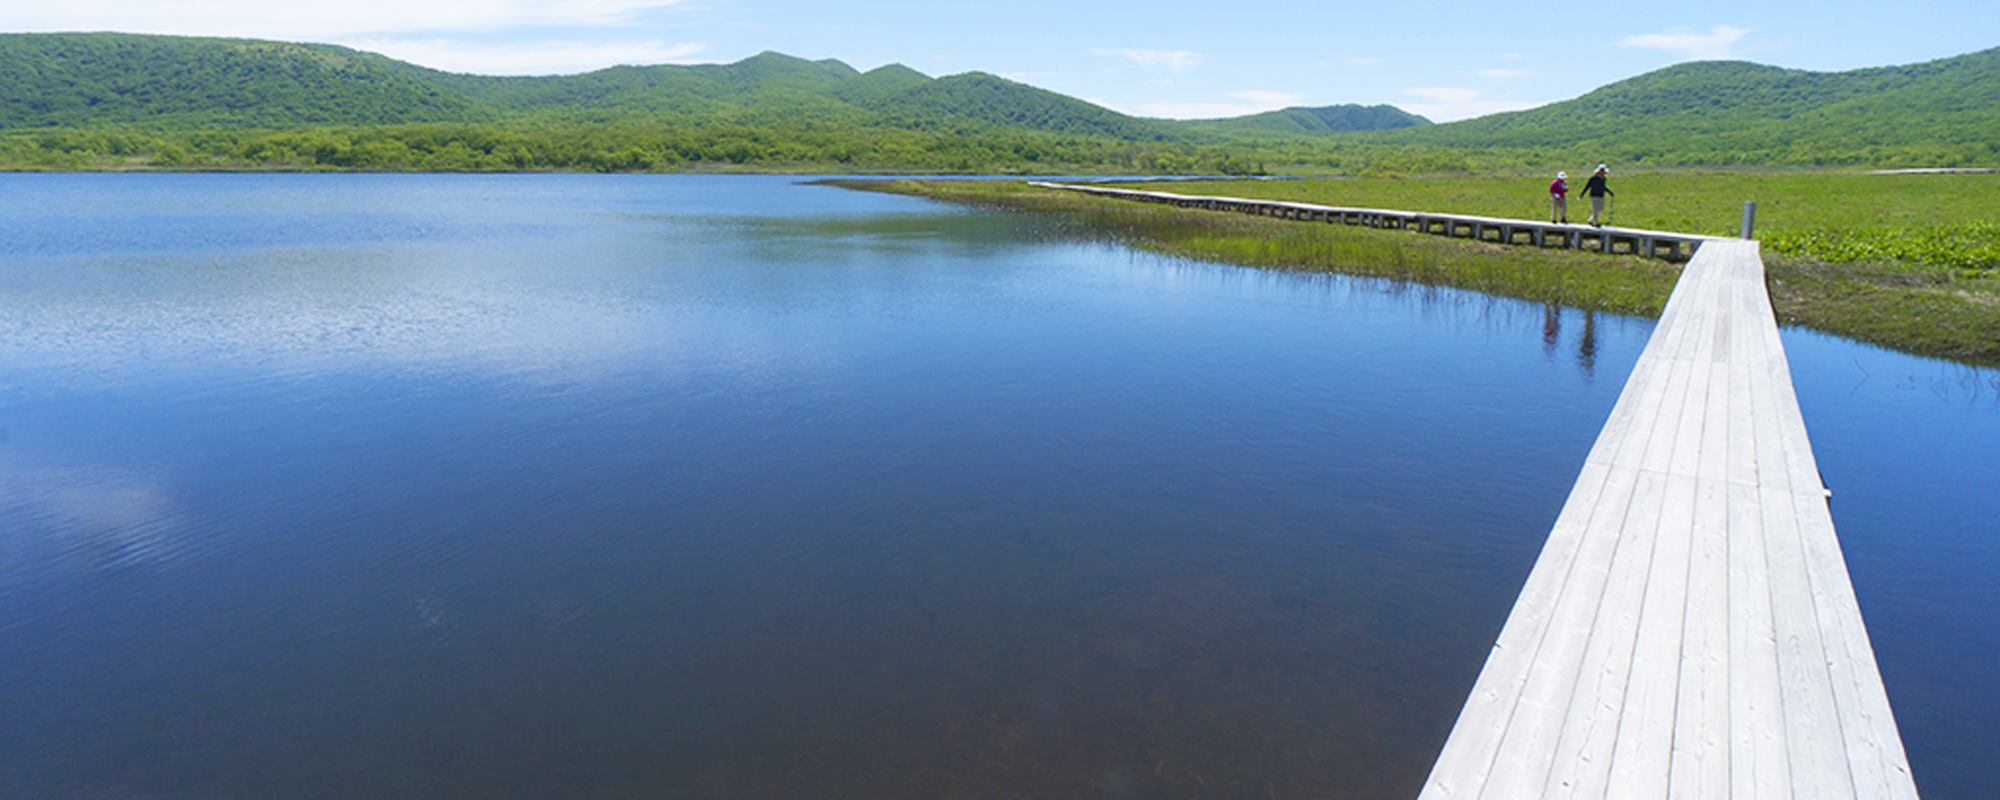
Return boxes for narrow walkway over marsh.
[1418,240,1918,798]
[1027,182,1720,260]
[1023,182,1918,798]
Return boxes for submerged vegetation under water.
[837,176,2000,366]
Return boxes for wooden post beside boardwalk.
[1026,182,1919,798]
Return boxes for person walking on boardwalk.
[1549,171,1569,224]
[1580,164,1614,227]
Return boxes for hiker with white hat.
[1549,171,1570,224]
[1579,164,1615,228]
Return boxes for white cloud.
[5,0,689,39]
[1090,48,1204,72]
[1399,86,1547,122]
[340,37,708,74]
[1619,24,1750,60]
[1343,56,1385,66]
[1476,67,1525,80]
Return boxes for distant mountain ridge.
[1188,104,1430,134]
[0,35,484,127]
[1367,47,2000,164]
[0,33,1403,140]
[1,32,1995,170]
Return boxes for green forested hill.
[0,33,483,126]
[428,51,869,119]
[1,32,1995,172]
[1369,47,2000,166]
[1188,104,1431,134]
[830,65,935,106]
[0,34,1186,138]
[0,33,1278,171]
[865,72,1179,139]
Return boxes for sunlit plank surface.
[1419,241,1918,799]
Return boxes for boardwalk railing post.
[1741,201,1758,239]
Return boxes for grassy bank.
[839,177,2000,366]
[837,180,1683,317]
[1128,173,2000,273]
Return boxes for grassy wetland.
[843,174,2000,366]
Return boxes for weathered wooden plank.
[1792,489,1921,799]
[1668,277,1723,479]
[1629,262,1713,468]
[1664,268,1744,792]
[1741,281,1796,494]
[1010,193,1918,799]
[1419,462,1626,798]
[1542,469,1669,798]
[1728,480,1792,799]
[1761,481,1858,800]
[1723,274,1759,488]
[1697,277,1734,483]
[1480,271,1721,793]
[1590,257,1708,469]
[1668,475,1731,798]
[1474,464,1649,798]
[1605,473,1698,799]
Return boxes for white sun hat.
[1557,171,1567,179]
[1596,163,1609,173]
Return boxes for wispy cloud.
[6,0,690,38]
[1620,24,1750,60]
[341,38,708,74]
[1476,67,1525,80]
[1343,56,1385,66]
[1090,48,1204,72]
[1399,86,1546,122]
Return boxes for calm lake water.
[1,174,1993,798]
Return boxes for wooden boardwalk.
[1420,240,1917,799]
[1023,181,1918,797]
[1027,182,1720,260]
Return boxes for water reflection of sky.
[0,174,1994,799]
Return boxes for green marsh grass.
[840,176,2000,365]
[836,179,1681,317]
[1131,172,2000,272]
[1121,173,2000,364]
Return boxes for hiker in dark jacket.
[1580,164,1614,227]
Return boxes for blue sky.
[11,0,1998,121]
